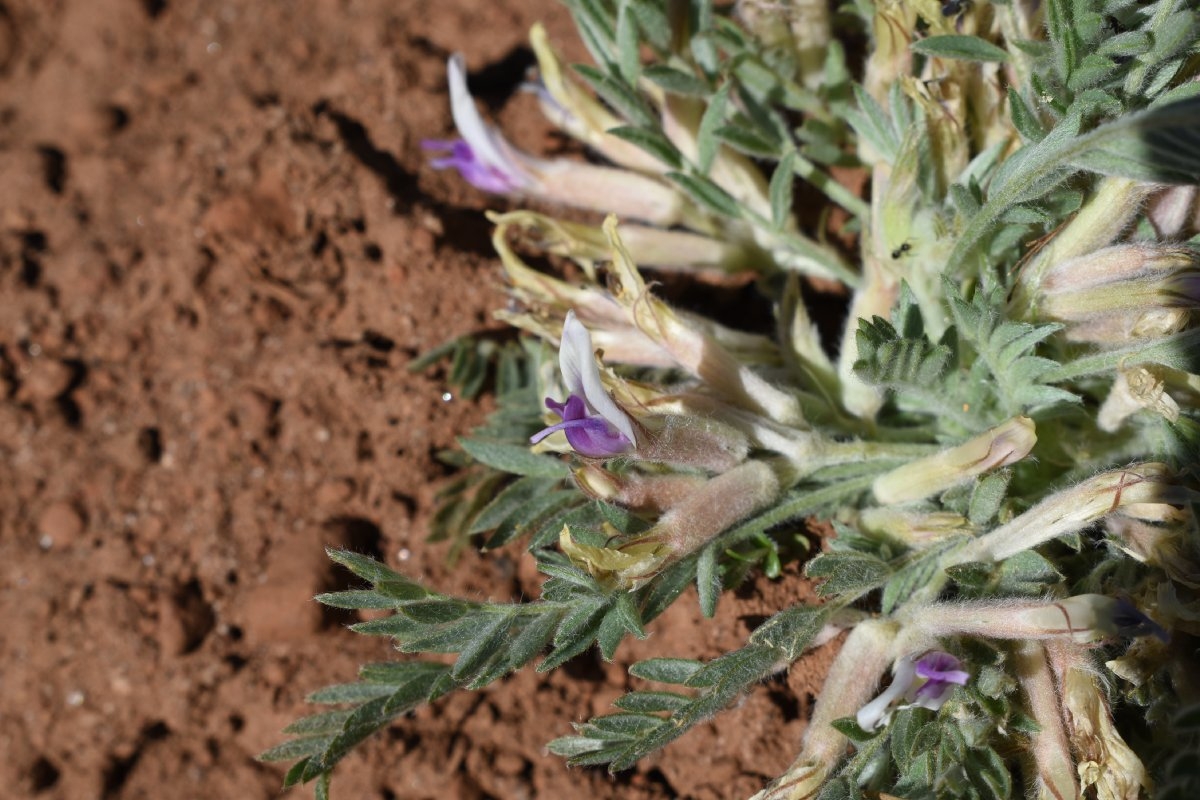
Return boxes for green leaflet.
[912,35,1009,63]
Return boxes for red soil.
[0,2,835,797]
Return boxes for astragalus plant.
[265,2,1200,798]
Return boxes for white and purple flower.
[422,54,532,194]
[856,650,969,731]
[423,56,689,225]
[530,310,636,458]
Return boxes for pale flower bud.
[635,414,750,472]
[1106,509,1200,588]
[1147,184,1198,238]
[955,462,1192,564]
[1040,244,1197,294]
[1011,178,1157,314]
[909,594,1168,644]
[486,209,762,274]
[1035,244,1200,343]
[872,417,1036,505]
[858,508,974,546]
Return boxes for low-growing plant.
[264,1,1200,797]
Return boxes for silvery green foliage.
[268,1,1200,797]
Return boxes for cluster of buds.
[1030,243,1200,344]
[514,222,789,587]
[501,215,996,589]
[756,593,1171,800]
[423,15,863,286]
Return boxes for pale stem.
[1012,642,1079,800]
[752,620,897,800]
[796,620,897,769]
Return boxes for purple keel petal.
[564,419,631,458]
[1111,598,1170,642]
[911,678,959,707]
[530,394,632,457]
[546,395,588,421]
[423,138,521,193]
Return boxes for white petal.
[558,310,589,397]
[856,657,916,731]
[446,54,520,178]
[560,311,637,444]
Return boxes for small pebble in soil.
[397,547,411,561]
[441,392,453,402]
[38,535,53,550]
[37,503,84,544]
[65,691,85,707]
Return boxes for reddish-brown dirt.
[0,2,837,798]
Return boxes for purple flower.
[422,138,521,194]
[529,310,636,458]
[1111,598,1170,643]
[422,54,531,194]
[856,650,969,731]
[910,650,971,709]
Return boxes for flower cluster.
[287,5,1200,799]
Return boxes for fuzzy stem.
[1013,642,1079,800]
[753,620,898,800]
